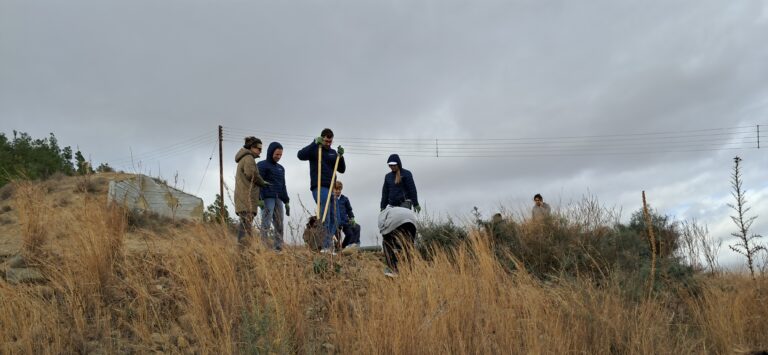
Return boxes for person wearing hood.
[378,206,418,276]
[380,154,420,213]
[297,128,346,253]
[234,136,268,243]
[257,142,289,251]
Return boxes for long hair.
[394,167,401,184]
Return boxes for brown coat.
[234,148,267,214]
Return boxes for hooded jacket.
[380,154,419,210]
[234,148,267,213]
[297,140,346,190]
[378,206,418,236]
[257,142,289,203]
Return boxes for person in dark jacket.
[257,142,289,251]
[333,181,360,249]
[297,128,346,253]
[380,154,420,213]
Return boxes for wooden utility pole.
[218,125,224,215]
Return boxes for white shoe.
[341,244,359,255]
[320,248,337,256]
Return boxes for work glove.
[380,208,385,212]
[285,203,291,216]
[337,145,344,156]
[414,205,421,213]
[349,218,356,226]
[315,136,324,145]
[257,200,265,209]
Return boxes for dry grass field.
[0,174,767,354]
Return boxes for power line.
[223,132,757,150]
[221,133,758,156]
[223,124,756,143]
[196,140,218,196]
[116,135,214,162]
[223,129,755,145]
[110,132,213,165]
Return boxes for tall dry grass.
[1,181,767,354]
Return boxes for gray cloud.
[2,0,767,265]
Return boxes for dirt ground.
[0,172,184,259]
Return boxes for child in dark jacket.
[333,181,360,249]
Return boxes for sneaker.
[383,267,398,278]
[341,244,359,255]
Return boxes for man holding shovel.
[297,128,346,253]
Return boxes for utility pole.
[218,125,224,216]
[758,125,761,149]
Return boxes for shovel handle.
[321,152,342,223]
[316,145,322,218]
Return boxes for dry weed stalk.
[727,156,765,279]
[13,181,49,258]
[642,191,657,298]
[3,178,768,353]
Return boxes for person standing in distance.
[234,136,268,243]
[257,141,289,251]
[380,154,420,213]
[531,193,551,221]
[297,128,346,253]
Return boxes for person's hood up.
[235,147,256,162]
[387,154,403,169]
[378,206,418,235]
[266,142,283,164]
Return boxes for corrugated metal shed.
[107,175,204,221]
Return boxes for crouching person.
[378,206,418,277]
[334,181,360,251]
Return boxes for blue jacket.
[297,140,346,190]
[257,142,289,203]
[380,154,419,209]
[336,194,354,226]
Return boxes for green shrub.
[469,205,696,294]
[416,216,468,258]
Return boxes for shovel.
[303,145,341,251]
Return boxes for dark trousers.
[340,223,361,248]
[236,212,256,242]
[382,223,416,272]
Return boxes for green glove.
[414,205,421,213]
[349,218,356,226]
[257,200,265,208]
[285,203,290,216]
[315,137,323,145]
[337,145,344,156]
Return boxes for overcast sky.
[2,0,767,269]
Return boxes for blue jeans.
[311,187,339,249]
[260,198,284,250]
